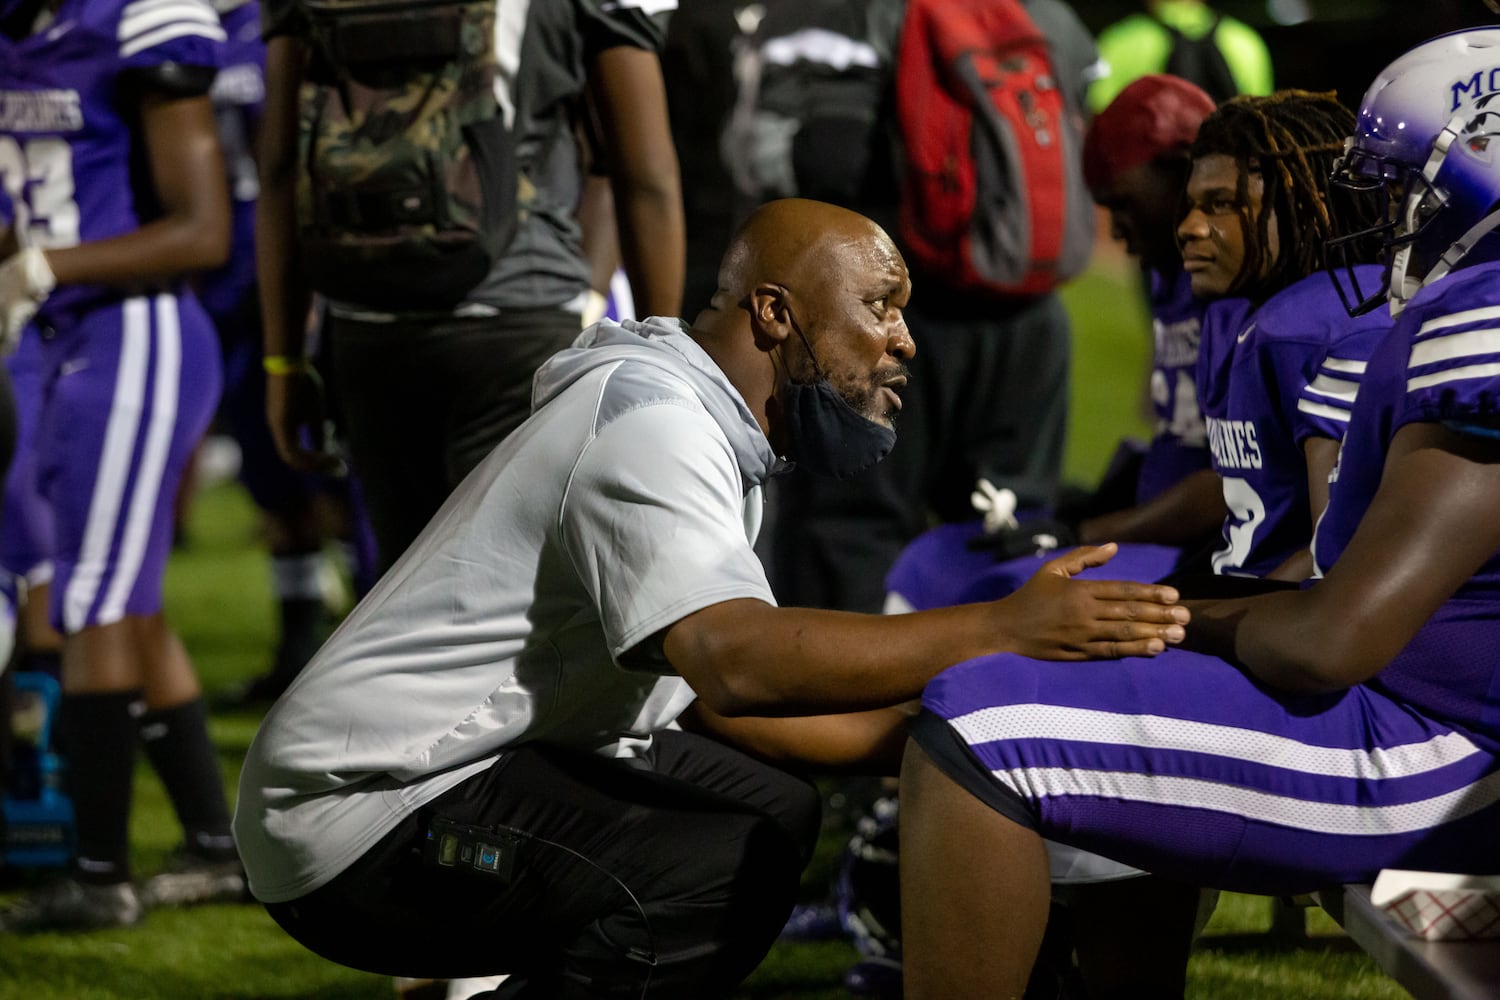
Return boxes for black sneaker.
[139,849,247,907]
[0,878,143,932]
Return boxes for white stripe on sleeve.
[1297,399,1352,423]
[1409,327,1500,369]
[1302,373,1360,404]
[1417,303,1500,335]
[120,20,225,58]
[1408,361,1500,393]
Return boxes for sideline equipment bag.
[296,0,524,310]
[895,0,1093,298]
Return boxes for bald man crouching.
[233,200,1189,999]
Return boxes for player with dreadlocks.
[1177,90,1390,585]
[1189,90,1379,299]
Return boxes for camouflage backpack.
[296,0,527,310]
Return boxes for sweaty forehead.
[829,231,904,281]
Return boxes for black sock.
[59,690,140,884]
[137,698,235,859]
[16,648,61,681]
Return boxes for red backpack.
[895,0,1094,298]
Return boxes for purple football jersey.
[1197,267,1391,577]
[0,0,224,315]
[1137,269,1235,504]
[1314,261,1500,737]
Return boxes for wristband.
[263,354,313,376]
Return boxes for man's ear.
[747,282,792,353]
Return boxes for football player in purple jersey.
[898,30,1500,1000]
[0,0,244,931]
[1178,91,1392,583]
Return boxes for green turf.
[0,263,1408,998]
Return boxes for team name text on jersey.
[1206,416,1263,470]
[0,90,84,133]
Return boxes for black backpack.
[1151,11,1239,105]
[296,0,525,311]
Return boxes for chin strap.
[1422,206,1500,288]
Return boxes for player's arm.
[1264,434,1341,582]
[661,543,1188,720]
[1077,468,1226,546]
[1184,422,1500,692]
[679,701,917,775]
[43,92,229,286]
[586,44,683,318]
[577,173,620,321]
[257,37,340,473]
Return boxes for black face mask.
[780,307,897,479]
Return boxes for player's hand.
[265,365,345,476]
[999,543,1188,660]
[0,248,55,354]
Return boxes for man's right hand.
[265,368,344,475]
[999,543,1188,661]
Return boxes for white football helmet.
[1329,28,1500,314]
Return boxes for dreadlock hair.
[1188,90,1384,303]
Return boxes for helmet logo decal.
[1452,68,1500,112]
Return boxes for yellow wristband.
[263,354,313,376]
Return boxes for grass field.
[0,262,1411,999]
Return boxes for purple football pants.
[916,649,1500,895]
[33,293,221,633]
[884,518,1182,611]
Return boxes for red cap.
[1083,74,1217,193]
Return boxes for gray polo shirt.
[233,317,782,902]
